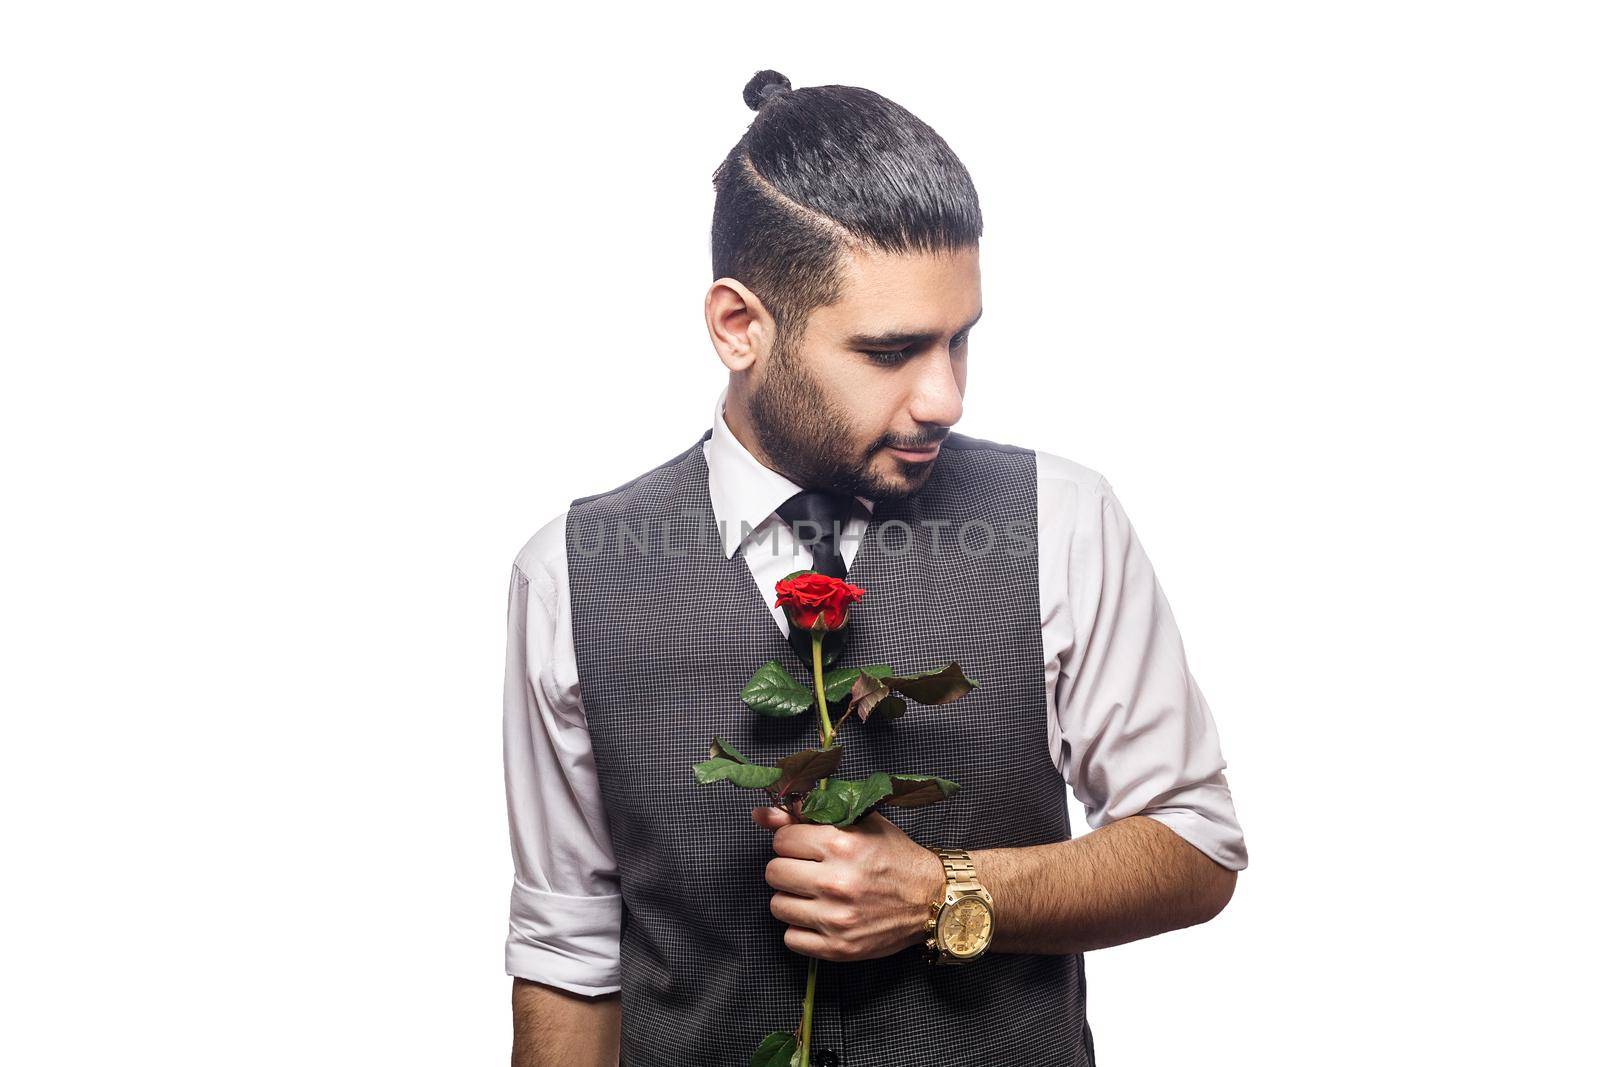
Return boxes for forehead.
[810,245,982,337]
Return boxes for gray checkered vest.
[565,428,1094,1067]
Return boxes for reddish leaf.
[771,745,845,798]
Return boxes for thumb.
[752,804,799,829]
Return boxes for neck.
[722,379,787,478]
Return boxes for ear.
[706,277,773,373]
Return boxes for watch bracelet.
[934,846,986,896]
[924,845,993,965]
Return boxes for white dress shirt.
[504,384,1247,996]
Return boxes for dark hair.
[710,69,983,351]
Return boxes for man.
[504,70,1246,1066]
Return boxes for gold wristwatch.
[922,846,995,965]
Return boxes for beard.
[745,329,937,504]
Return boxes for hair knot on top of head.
[742,69,792,111]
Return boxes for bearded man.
[503,70,1248,1067]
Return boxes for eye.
[865,347,913,366]
[863,332,969,366]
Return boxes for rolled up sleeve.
[1054,477,1248,871]
[506,877,622,997]
[503,531,624,995]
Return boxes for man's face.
[746,244,980,503]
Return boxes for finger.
[772,822,835,861]
[764,856,823,897]
[781,925,839,962]
[768,890,826,930]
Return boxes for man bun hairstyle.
[742,69,792,111]
[711,70,983,355]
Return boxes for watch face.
[937,897,993,958]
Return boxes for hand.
[752,803,946,962]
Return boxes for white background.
[3,2,1596,1063]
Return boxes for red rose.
[774,571,866,633]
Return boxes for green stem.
[812,632,832,750]
[798,955,818,1065]
[797,629,830,1067]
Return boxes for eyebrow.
[844,308,983,349]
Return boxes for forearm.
[511,978,620,1067]
[956,814,1237,955]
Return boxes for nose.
[906,349,964,431]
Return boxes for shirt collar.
[704,382,875,559]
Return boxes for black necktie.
[775,489,861,667]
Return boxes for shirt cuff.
[505,877,623,996]
[1141,805,1249,872]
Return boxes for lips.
[887,443,941,461]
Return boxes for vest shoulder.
[567,429,711,514]
[940,430,1033,455]
[940,435,1113,506]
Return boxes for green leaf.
[771,745,845,797]
[885,662,979,705]
[708,736,750,764]
[823,664,893,703]
[846,772,895,823]
[800,772,896,826]
[882,773,961,808]
[750,1031,798,1067]
[740,660,814,718]
[800,778,851,824]
[692,756,783,789]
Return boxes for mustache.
[882,430,948,450]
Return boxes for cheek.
[832,396,894,455]
[807,355,907,456]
